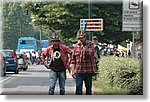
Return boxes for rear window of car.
[1,51,13,58]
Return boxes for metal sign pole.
[88,0,92,41]
[132,31,135,57]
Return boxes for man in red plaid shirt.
[42,32,72,95]
[71,29,96,95]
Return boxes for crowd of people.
[24,51,41,65]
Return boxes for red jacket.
[42,44,73,71]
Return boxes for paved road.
[0,65,103,95]
[0,65,76,95]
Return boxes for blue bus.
[41,40,49,51]
[17,37,41,52]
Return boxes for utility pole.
[88,0,92,41]
[40,26,42,42]
[19,9,22,37]
[20,21,22,37]
[39,26,42,52]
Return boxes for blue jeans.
[75,73,92,95]
[48,70,66,95]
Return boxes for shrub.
[94,56,143,95]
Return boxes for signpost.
[80,19,103,31]
[122,0,143,32]
[122,0,143,58]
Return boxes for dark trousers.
[75,73,92,95]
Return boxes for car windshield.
[1,51,13,58]
[17,54,23,59]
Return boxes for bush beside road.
[93,56,143,95]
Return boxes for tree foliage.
[3,3,39,50]
[21,1,132,45]
[3,1,132,49]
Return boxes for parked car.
[16,52,28,71]
[0,53,6,76]
[0,50,19,74]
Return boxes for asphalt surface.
[0,65,76,95]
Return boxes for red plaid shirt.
[71,40,96,74]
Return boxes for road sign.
[80,19,103,31]
[122,0,143,31]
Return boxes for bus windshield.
[20,40,35,44]
[17,37,41,52]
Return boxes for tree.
[3,3,39,50]
[92,3,132,45]
[20,1,132,46]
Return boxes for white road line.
[0,75,15,84]
[0,90,3,94]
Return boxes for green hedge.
[93,56,143,95]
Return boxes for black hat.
[76,29,86,39]
[51,32,60,41]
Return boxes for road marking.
[0,74,15,84]
[0,90,3,94]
